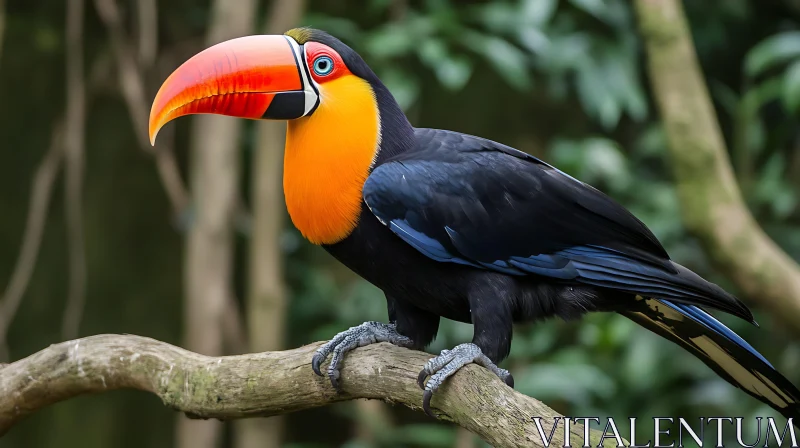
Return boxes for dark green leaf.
[745,31,800,77]
[522,0,557,26]
[365,24,416,58]
[783,60,800,112]
[418,39,473,90]
[462,31,531,90]
[378,68,421,110]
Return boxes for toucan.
[149,28,800,419]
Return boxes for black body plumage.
[297,29,800,420]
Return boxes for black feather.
[302,28,800,419]
[364,128,752,323]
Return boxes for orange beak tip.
[149,114,164,146]
[149,110,160,146]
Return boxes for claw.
[417,369,429,390]
[329,369,341,390]
[312,354,324,377]
[419,343,512,418]
[422,390,435,418]
[310,322,414,390]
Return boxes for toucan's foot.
[417,343,513,418]
[312,321,413,390]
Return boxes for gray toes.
[328,368,341,390]
[326,338,357,390]
[418,343,512,419]
[311,333,347,378]
[310,322,413,390]
[423,354,470,393]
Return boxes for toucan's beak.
[149,35,319,145]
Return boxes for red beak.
[149,35,313,145]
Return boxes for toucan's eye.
[312,56,334,76]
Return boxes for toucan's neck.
[283,75,412,245]
[370,81,415,164]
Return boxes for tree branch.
[0,335,613,448]
[633,0,800,333]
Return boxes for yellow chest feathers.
[284,75,380,245]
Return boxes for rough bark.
[235,2,305,448]
[634,0,800,333]
[0,335,615,448]
[180,0,259,446]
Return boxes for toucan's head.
[148,28,385,145]
[151,28,408,245]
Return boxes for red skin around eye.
[305,42,350,83]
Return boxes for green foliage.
[745,31,800,78]
[710,25,800,224]
[309,0,648,128]
[783,61,800,112]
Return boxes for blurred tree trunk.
[634,0,800,333]
[177,1,258,448]
[354,399,394,445]
[0,122,63,361]
[455,427,476,448]
[94,0,190,216]
[234,3,305,448]
[61,0,87,341]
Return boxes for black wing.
[363,128,752,321]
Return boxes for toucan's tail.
[621,296,800,420]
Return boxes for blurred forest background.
[2,0,800,447]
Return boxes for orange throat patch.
[284,75,380,245]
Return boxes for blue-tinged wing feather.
[660,300,771,367]
[622,297,800,419]
[363,127,753,321]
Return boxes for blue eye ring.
[312,56,334,76]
